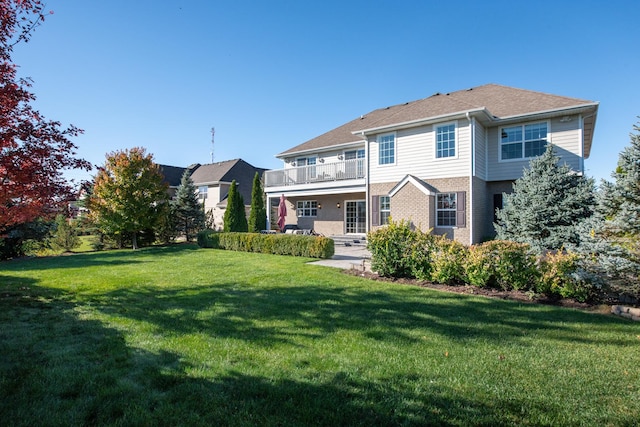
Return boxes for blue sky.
[13,0,640,184]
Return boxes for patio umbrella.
[277,194,287,231]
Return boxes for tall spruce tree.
[247,172,267,233]
[495,144,595,253]
[223,180,248,232]
[571,122,640,289]
[173,170,205,241]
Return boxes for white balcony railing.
[265,158,365,188]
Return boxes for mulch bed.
[344,269,613,314]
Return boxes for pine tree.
[173,170,205,241]
[48,214,80,252]
[571,122,640,294]
[247,172,267,233]
[495,144,595,253]
[223,180,248,232]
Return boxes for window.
[344,149,365,160]
[296,200,318,217]
[379,196,390,225]
[378,133,395,165]
[345,149,365,178]
[436,192,466,227]
[436,123,456,158]
[198,186,208,200]
[436,193,457,227]
[500,122,548,160]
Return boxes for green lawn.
[1,245,639,426]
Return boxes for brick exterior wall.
[370,177,471,246]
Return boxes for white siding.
[474,120,487,180]
[487,116,583,181]
[369,119,472,184]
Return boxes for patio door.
[345,200,366,234]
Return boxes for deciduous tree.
[495,144,595,252]
[0,1,90,234]
[247,172,266,233]
[89,148,168,250]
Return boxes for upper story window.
[198,186,208,200]
[378,133,395,165]
[297,200,318,217]
[379,196,390,225]
[296,156,316,167]
[344,149,365,160]
[500,122,548,161]
[436,123,456,158]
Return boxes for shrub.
[196,230,334,259]
[409,231,439,281]
[465,244,495,288]
[367,219,416,277]
[464,241,538,291]
[538,251,594,302]
[430,236,468,285]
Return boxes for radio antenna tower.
[210,127,215,163]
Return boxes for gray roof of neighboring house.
[277,83,598,158]
[157,164,187,188]
[189,159,266,206]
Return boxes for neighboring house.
[188,159,266,230]
[264,84,598,244]
[158,164,199,198]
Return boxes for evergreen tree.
[570,122,640,295]
[495,144,595,253]
[223,180,248,232]
[247,172,267,233]
[48,214,80,252]
[600,122,640,247]
[173,170,205,241]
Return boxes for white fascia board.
[276,141,365,159]
[266,184,365,199]
[493,103,599,124]
[352,108,487,136]
[192,180,233,187]
[388,175,435,198]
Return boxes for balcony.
[265,158,365,189]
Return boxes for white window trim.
[296,200,318,217]
[377,132,397,166]
[436,192,457,228]
[498,120,551,163]
[434,121,459,160]
[380,195,390,225]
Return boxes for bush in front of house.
[465,240,538,291]
[366,219,416,277]
[367,219,599,300]
[196,230,334,259]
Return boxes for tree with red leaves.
[0,1,91,246]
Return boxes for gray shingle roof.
[278,84,598,157]
[189,159,266,206]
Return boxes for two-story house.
[264,84,598,245]
[160,159,265,231]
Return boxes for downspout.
[363,132,370,234]
[466,112,475,244]
[578,114,585,174]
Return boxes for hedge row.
[367,220,592,302]
[196,230,335,259]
